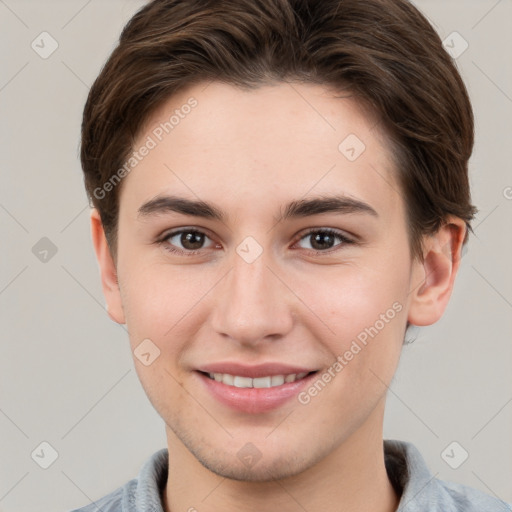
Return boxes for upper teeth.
[208,372,309,388]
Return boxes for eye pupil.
[182,231,204,250]
[310,232,335,250]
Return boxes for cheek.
[305,254,410,375]
[314,261,409,336]
[119,264,194,405]
[301,269,407,416]
[119,260,210,341]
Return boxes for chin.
[186,439,316,482]
[200,455,309,482]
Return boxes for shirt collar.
[384,439,444,511]
[129,439,486,512]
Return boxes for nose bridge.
[211,241,293,344]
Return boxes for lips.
[195,362,319,414]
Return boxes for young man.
[73,0,511,511]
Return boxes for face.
[103,81,423,481]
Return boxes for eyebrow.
[137,194,378,222]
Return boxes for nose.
[210,247,294,347]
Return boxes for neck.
[163,404,400,512]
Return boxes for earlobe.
[90,209,126,324]
[407,217,466,327]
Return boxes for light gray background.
[1,1,511,511]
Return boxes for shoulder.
[70,478,137,512]
[68,479,134,512]
[68,448,168,512]
[434,478,512,512]
[384,439,512,512]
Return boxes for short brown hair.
[80,0,477,260]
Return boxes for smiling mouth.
[199,371,318,388]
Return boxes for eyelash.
[157,227,355,256]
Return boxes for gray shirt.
[70,439,511,511]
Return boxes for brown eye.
[296,228,353,253]
[161,229,216,255]
[176,231,205,250]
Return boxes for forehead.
[121,81,403,223]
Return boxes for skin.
[91,81,466,512]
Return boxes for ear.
[90,208,126,324]
[407,216,467,327]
